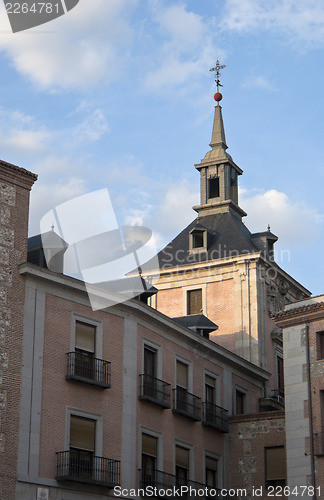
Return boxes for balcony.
[139,374,171,409]
[56,450,120,487]
[139,469,237,499]
[259,389,284,411]
[202,402,228,433]
[66,351,111,388]
[172,387,201,421]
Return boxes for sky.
[0,0,323,295]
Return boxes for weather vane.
[209,60,226,103]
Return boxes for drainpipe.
[305,324,316,499]
[246,261,252,363]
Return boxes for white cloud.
[156,3,205,48]
[2,129,50,152]
[29,176,87,235]
[0,107,50,154]
[0,0,137,91]
[144,1,221,92]
[240,188,323,246]
[242,75,274,91]
[222,0,324,46]
[73,109,109,142]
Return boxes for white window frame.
[70,313,103,359]
[140,426,163,471]
[65,406,104,457]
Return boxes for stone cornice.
[0,159,37,190]
[273,301,324,328]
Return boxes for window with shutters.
[66,316,111,388]
[187,289,202,315]
[234,388,246,415]
[205,456,218,489]
[144,346,157,379]
[141,434,158,487]
[69,415,96,481]
[139,342,171,408]
[173,360,200,420]
[205,375,216,405]
[75,321,95,354]
[56,409,120,487]
[175,360,188,414]
[277,356,284,394]
[175,445,190,485]
[265,447,286,488]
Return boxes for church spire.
[193,61,246,219]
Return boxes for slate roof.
[173,314,218,332]
[149,212,260,271]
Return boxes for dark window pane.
[208,178,219,199]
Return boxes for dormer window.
[192,230,204,249]
[208,177,220,199]
[189,227,208,253]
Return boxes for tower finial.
[209,60,226,103]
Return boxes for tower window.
[208,178,220,199]
[231,178,236,201]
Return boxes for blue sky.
[0,0,323,295]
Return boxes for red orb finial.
[214,92,223,102]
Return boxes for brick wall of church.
[0,162,36,500]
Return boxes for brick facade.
[0,161,36,500]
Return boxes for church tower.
[194,100,246,220]
[144,62,309,395]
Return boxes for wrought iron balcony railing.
[56,450,120,487]
[66,351,111,388]
[270,389,284,405]
[202,402,229,433]
[139,469,239,499]
[172,387,201,421]
[259,388,284,411]
[139,374,171,408]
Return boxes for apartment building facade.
[16,251,277,499]
[274,295,324,497]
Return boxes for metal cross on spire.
[209,60,226,92]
